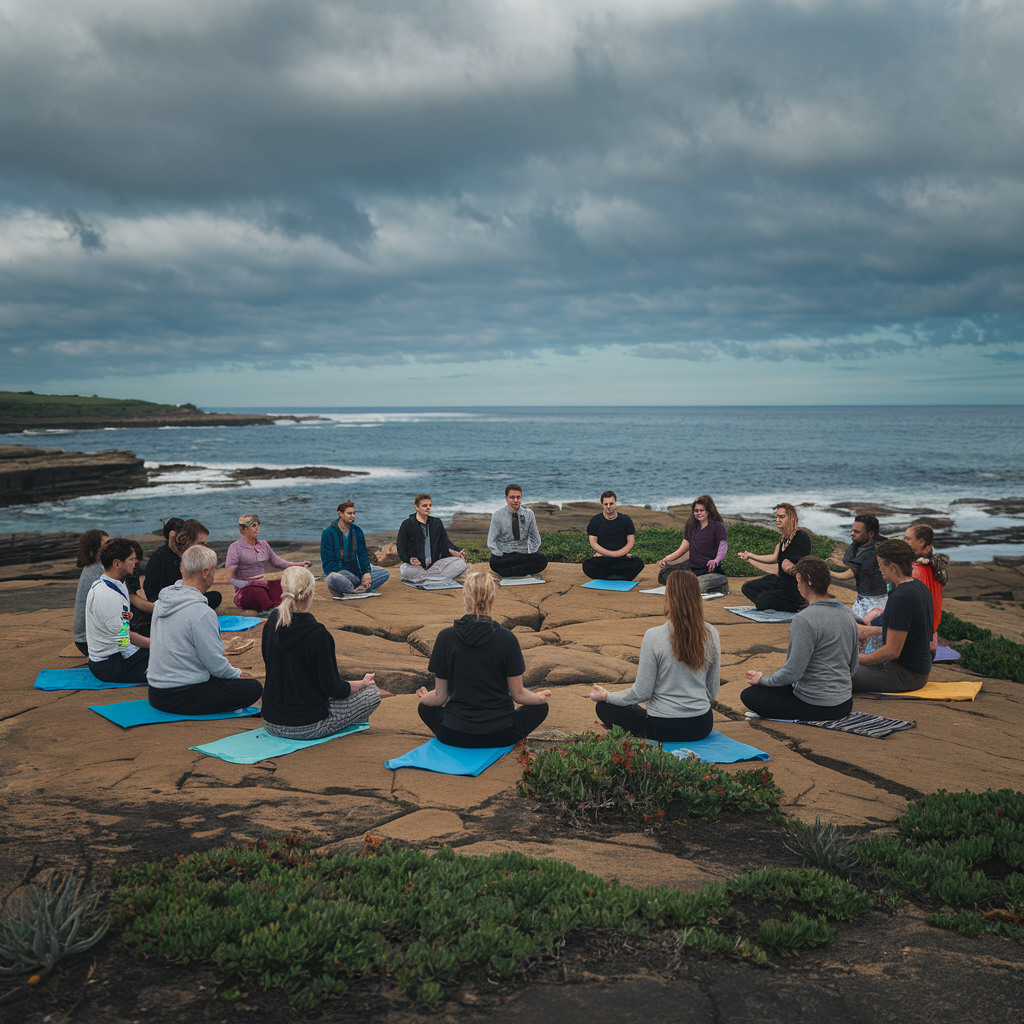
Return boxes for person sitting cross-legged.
[321,500,390,597]
[416,572,551,747]
[261,567,383,739]
[656,493,729,592]
[830,514,888,622]
[148,545,263,715]
[737,503,812,612]
[226,513,311,613]
[582,491,645,581]
[851,539,934,693]
[487,484,548,578]
[397,493,469,584]
[85,537,151,685]
[588,569,719,742]
[741,556,857,721]
[73,528,109,656]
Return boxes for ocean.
[5,406,1023,559]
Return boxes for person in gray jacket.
[147,545,263,715]
[487,484,548,578]
[741,556,857,721]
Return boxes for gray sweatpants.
[399,557,468,583]
[851,661,929,693]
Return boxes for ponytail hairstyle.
[664,569,709,670]
[275,566,316,629]
[176,519,209,553]
[76,529,109,569]
[776,502,799,542]
[462,570,497,617]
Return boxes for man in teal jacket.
[320,501,390,597]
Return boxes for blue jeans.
[326,566,390,595]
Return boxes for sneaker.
[744,711,761,720]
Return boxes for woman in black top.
[737,503,812,613]
[417,572,552,747]
[261,567,382,739]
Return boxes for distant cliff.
[0,445,148,506]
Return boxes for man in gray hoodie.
[147,545,263,715]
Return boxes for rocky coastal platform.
[2,527,1023,1021]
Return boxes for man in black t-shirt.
[582,491,645,581]
[852,539,933,693]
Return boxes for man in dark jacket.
[140,516,221,635]
[320,501,390,597]
[397,493,468,585]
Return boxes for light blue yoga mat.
[934,646,960,662]
[34,668,142,691]
[88,700,260,729]
[217,616,263,632]
[190,723,370,764]
[581,579,640,592]
[725,606,797,623]
[384,738,514,776]
[657,730,769,764]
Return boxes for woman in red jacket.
[903,524,948,652]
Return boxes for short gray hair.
[181,544,218,575]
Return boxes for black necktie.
[511,512,520,541]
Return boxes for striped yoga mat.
[793,711,916,739]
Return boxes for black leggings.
[740,574,802,613]
[582,555,644,581]
[417,702,549,747]
[596,702,714,742]
[741,684,852,721]
[89,648,150,685]
[148,676,263,715]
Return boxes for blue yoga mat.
[725,606,797,623]
[934,646,960,662]
[34,668,142,691]
[657,730,769,764]
[217,616,263,632]
[88,700,260,729]
[191,723,369,764]
[384,738,514,776]
[581,579,640,592]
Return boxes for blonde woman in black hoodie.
[260,567,381,739]
[416,571,551,747]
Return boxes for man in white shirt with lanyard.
[86,536,151,684]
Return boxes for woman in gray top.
[588,570,720,741]
[742,557,857,721]
[72,529,109,655]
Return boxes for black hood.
[453,614,498,646]
[270,611,322,650]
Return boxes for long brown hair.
[776,502,799,542]
[665,570,708,670]
[76,529,108,569]
[684,494,724,539]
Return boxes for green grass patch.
[858,789,1024,943]
[938,611,1024,684]
[454,523,834,578]
[517,728,781,821]
[110,840,868,1011]
[0,390,197,421]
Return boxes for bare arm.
[508,675,551,705]
[859,628,907,666]
[830,567,855,580]
[658,538,690,569]
[737,542,781,570]
[416,676,449,706]
[592,533,635,559]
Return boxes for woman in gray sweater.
[587,570,720,741]
[741,556,857,720]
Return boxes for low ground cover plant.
[456,523,833,577]
[858,789,1024,943]
[517,728,781,821]
[938,611,1024,684]
[110,839,868,1012]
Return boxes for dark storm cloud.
[2,0,1024,381]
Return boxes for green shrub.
[111,841,867,1011]
[935,612,1024,685]
[784,819,862,877]
[859,789,1024,944]
[517,728,781,820]
[938,611,992,644]
[454,524,834,577]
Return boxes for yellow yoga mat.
[862,680,983,701]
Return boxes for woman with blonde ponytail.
[588,570,720,741]
[260,566,382,739]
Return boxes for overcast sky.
[2,0,1023,406]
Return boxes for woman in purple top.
[225,513,311,613]
[657,494,729,587]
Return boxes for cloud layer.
[2,0,1023,384]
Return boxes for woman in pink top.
[225,513,312,613]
